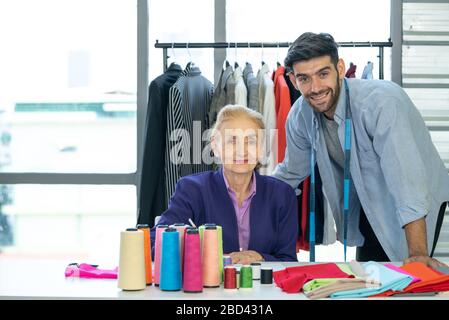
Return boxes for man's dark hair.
[284,32,339,69]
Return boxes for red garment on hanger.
[273,66,292,163]
[273,66,309,253]
[298,177,310,251]
[273,263,353,293]
[345,64,357,78]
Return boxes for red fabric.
[372,262,449,297]
[273,66,309,253]
[400,262,449,293]
[298,177,310,251]
[345,64,357,78]
[273,263,353,293]
[273,66,292,163]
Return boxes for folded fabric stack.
[330,261,414,298]
[273,261,448,299]
[304,278,380,299]
[273,263,355,294]
[373,262,449,297]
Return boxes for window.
[148,0,214,81]
[226,0,391,81]
[0,0,137,256]
[227,0,390,262]
[402,1,449,259]
[0,184,136,260]
[0,0,137,173]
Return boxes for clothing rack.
[155,40,393,79]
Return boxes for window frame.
[0,0,148,209]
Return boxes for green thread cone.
[240,265,253,289]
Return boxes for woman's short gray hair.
[210,105,266,169]
[211,104,265,137]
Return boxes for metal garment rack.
[155,40,393,79]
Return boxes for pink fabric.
[65,263,118,279]
[384,263,421,285]
[222,170,256,251]
[273,263,354,294]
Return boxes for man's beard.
[305,76,341,115]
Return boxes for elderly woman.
[151,105,298,263]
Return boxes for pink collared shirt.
[222,170,257,251]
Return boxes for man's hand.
[403,218,448,269]
[403,255,448,269]
[228,250,264,265]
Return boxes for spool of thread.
[260,266,273,285]
[251,262,261,280]
[153,224,168,286]
[199,223,218,244]
[223,255,232,267]
[118,228,146,291]
[183,228,203,293]
[160,228,182,291]
[199,224,223,283]
[240,265,253,289]
[199,223,215,244]
[202,226,221,288]
[136,224,153,285]
[234,264,242,289]
[224,266,237,290]
[170,223,188,268]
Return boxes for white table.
[1,256,448,300]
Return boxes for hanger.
[224,42,231,69]
[234,42,239,68]
[276,42,281,68]
[168,42,177,68]
[186,42,194,67]
[261,42,265,66]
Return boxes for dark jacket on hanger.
[165,64,214,205]
[284,72,301,105]
[138,63,183,227]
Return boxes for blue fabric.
[150,169,298,261]
[330,261,413,298]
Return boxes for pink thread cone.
[202,227,220,288]
[154,225,168,286]
[183,228,203,293]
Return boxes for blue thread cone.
[160,228,181,291]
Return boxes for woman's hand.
[228,250,264,265]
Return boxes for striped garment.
[165,63,214,205]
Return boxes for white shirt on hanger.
[257,63,277,175]
[233,66,248,107]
